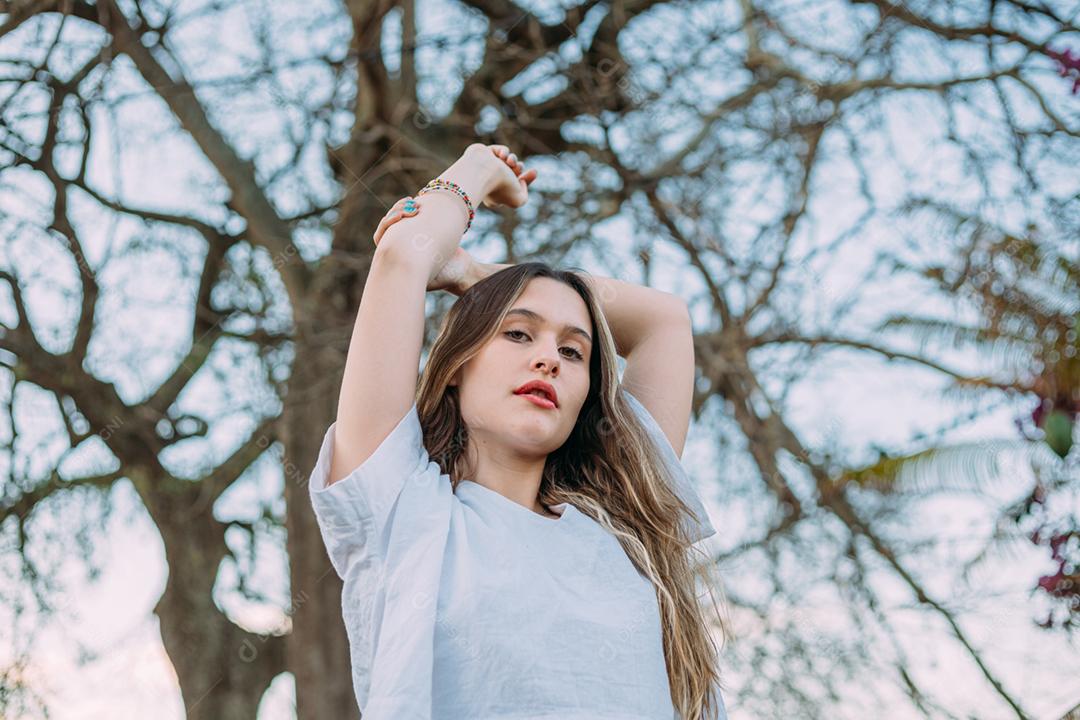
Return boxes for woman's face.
[451,277,594,458]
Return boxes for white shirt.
[308,389,728,720]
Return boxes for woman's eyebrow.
[505,308,592,345]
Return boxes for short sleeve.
[307,403,454,715]
[307,403,427,578]
[622,389,717,545]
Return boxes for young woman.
[307,143,730,720]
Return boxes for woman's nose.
[534,356,558,374]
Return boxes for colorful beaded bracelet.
[417,178,475,233]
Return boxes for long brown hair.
[416,261,729,719]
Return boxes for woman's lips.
[518,393,557,409]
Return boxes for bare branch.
[72,0,311,303]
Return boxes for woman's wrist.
[436,148,501,214]
[460,261,511,294]
[446,260,485,296]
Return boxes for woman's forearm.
[465,261,687,357]
[375,151,500,284]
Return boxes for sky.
[2,0,1079,718]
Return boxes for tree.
[851,211,1078,630]
[1,0,1077,717]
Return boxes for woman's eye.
[503,331,584,361]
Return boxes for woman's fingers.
[468,144,536,210]
[397,196,419,215]
[373,197,420,245]
[373,213,403,246]
[488,144,528,175]
[491,145,528,174]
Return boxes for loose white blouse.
[308,388,729,719]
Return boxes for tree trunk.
[148,483,286,718]
[283,307,364,718]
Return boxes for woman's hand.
[463,143,538,209]
[372,196,477,295]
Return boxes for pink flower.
[1037,568,1066,594]
[1046,47,1080,94]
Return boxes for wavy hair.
[415,261,729,720]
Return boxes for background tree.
[1,0,1077,717]
[852,212,1078,631]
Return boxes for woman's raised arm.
[326,146,506,487]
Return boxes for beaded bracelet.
[417,178,475,233]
